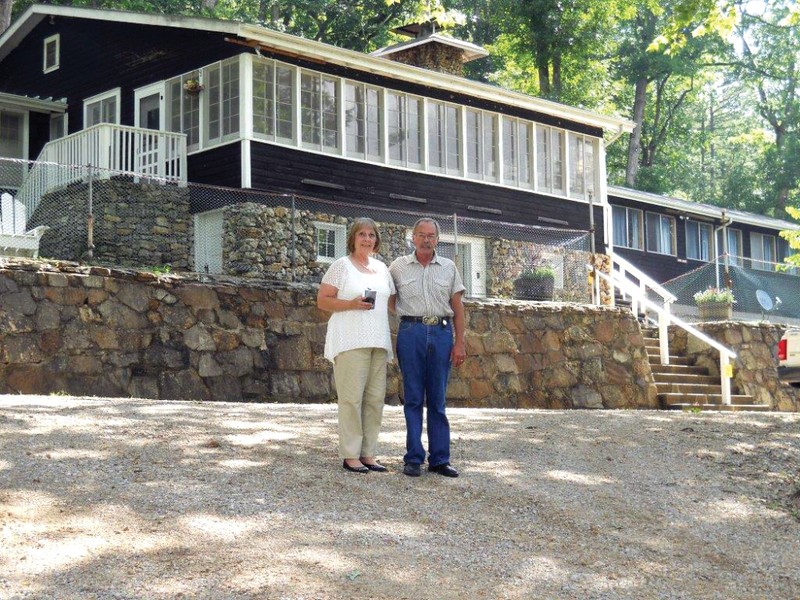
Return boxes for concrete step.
[648,354,692,366]
[656,382,724,395]
[661,402,771,412]
[660,393,760,406]
[654,372,720,385]
[651,364,709,376]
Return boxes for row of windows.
[612,206,791,270]
[166,54,599,201]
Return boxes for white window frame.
[252,57,296,144]
[536,125,565,195]
[718,228,743,266]
[314,221,346,263]
[427,99,461,176]
[567,132,596,201]
[751,232,776,271]
[465,108,497,182]
[387,90,424,169]
[645,212,676,256]
[300,70,340,153]
[188,55,606,203]
[205,57,241,146]
[166,73,202,151]
[612,206,644,250]
[49,113,67,140]
[685,219,713,262]
[83,88,121,127]
[344,80,382,161]
[43,34,60,74]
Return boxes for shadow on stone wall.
[0,259,659,408]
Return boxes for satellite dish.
[756,289,773,321]
[756,289,773,311]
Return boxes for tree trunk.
[626,77,648,187]
[0,0,13,35]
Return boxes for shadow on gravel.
[1,396,800,599]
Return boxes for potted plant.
[514,265,555,300]
[694,287,735,320]
[183,78,204,94]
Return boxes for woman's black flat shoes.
[363,463,388,472]
[342,460,369,473]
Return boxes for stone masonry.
[668,322,800,411]
[0,258,657,409]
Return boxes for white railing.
[592,266,737,405]
[592,253,677,364]
[16,124,187,216]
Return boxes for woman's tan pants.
[333,347,388,459]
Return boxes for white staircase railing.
[591,266,737,405]
[16,124,187,217]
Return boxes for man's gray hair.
[412,217,440,237]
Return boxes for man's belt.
[401,316,449,326]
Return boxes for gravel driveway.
[1,395,799,599]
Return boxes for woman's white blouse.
[321,256,396,363]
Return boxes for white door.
[194,210,224,274]
[134,84,164,177]
[425,234,487,298]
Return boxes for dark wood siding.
[27,112,51,159]
[0,16,243,131]
[188,143,242,189]
[608,192,794,284]
[249,140,600,236]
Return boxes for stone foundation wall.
[0,259,657,409]
[222,203,597,301]
[668,322,800,411]
[31,179,193,270]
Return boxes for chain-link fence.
[659,258,800,324]
[1,156,593,301]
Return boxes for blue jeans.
[396,320,453,466]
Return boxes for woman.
[317,218,395,473]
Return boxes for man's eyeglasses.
[414,233,438,240]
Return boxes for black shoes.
[403,463,421,477]
[342,460,369,473]
[429,463,459,478]
[362,462,388,472]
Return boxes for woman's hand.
[317,284,375,313]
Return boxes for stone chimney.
[370,20,488,77]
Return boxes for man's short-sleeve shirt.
[389,252,465,317]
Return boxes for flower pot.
[514,276,555,301]
[698,301,732,320]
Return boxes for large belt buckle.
[422,316,439,326]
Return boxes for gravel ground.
[1,395,800,600]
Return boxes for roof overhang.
[0,4,239,62]
[1,5,634,136]
[608,185,800,231]
[0,91,66,112]
[239,23,635,134]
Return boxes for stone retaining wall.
[32,179,193,270]
[668,323,800,411]
[0,259,655,409]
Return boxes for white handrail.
[16,124,187,218]
[592,266,736,405]
[610,252,677,318]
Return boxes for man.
[389,218,466,478]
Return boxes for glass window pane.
[276,66,294,140]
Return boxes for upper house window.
[43,34,60,73]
